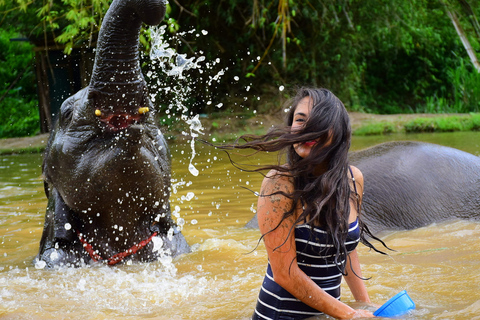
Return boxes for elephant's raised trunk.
[88,0,166,122]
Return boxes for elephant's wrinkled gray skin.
[36,0,190,268]
[245,141,480,233]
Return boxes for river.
[0,131,479,319]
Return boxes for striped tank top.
[252,219,361,320]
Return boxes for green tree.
[2,0,480,139]
[1,0,110,52]
[167,1,471,113]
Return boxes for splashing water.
[185,114,204,176]
[150,26,206,80]
[148,25,223,178]
[146,25,228,228]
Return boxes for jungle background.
[1,0,480,139]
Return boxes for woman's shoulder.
[349,165,364,184]
[349,165,364,198]
[260,169,294,194]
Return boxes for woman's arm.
[344,249,371,303]
[345,166,372,302]
[257,171,373,319]
[349,165,364,221]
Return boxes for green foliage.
[53,0,110,53]
[417,57,480,114]
[353,113,480,135]
[165,0,480,114]
[0,99,39,138]
[1,0,111,53]
[0,146,45,155]
[353,122,396,136]
[2,0,480,138]
[446,58,480,112]
[0,28,39,138]
[404,114,480,132]
[471,113,480,129]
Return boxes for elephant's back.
[351,141,480,231]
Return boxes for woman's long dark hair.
[204,87,388,275]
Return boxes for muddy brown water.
[1,132,479,319]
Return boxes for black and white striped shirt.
[253,219,361,320]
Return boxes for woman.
[215,88,385,319]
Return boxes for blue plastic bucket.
[373,290,416,318]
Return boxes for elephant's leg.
[150,202,191,258]
[37,189,86,268]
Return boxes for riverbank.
[194,111,480,141]
[1,112,478,154]
[0,133,49,155]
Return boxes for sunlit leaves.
[2,0,110,52]
[167,18,179,34]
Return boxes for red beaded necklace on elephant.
[76,231,158,265]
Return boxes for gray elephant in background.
[246,141,480,233]
[36,0,190,268]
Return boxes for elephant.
[245,141,480,233]
[35,0,190,268]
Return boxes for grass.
[0,146,45,155]
[353,122,396,136]
[353,113,480,136]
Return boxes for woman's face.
[292,96,333,159]
[292,97,315,158]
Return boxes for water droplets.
[180,192,195,202]
[49,250,59,261]
[34,260,46,270]
[177,218,185,228]
[77,278,87,291]
[150,26,206,79]
[188,164,199,177]
[152,236,164,253]
[185,115,204,177]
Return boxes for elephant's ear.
[58,96,76,129]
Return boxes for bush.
[0,98,39,138]
[404,115,478,132]
[469,113,480,130]
[0,28,39,138]
[353,122,396,136]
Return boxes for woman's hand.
[350,309,375,318]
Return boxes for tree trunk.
[457,0,480,40]
[444,4,480,72]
